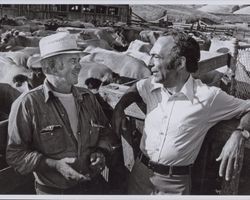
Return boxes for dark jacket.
[6,79,115,189]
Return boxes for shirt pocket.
[39,124,66,155]
[88,120,104,147]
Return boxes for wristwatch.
[235,128,250,140]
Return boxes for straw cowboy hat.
[39,32,87,60]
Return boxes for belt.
[138,152,192,175]
[35,181,90,194]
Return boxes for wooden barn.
[0,4,131,25]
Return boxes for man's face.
[149,36,181,87]
[54,54,81,86]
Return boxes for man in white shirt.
[112,30,250,195]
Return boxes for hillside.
[131,4,250,25]
[131,5,222,23]
[197,5,239,14]
[234,6,250,14]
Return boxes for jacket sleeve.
[6,94,43,175]
[90,93,118,155]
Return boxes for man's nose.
[75,62,81,70]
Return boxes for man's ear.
[177,56,186,71]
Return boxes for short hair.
[161,30,200,73]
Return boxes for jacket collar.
[43,79,89,103]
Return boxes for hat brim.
[40,50,90,60]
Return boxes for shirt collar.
[43,79,89,103]
[150,75,194,102]
[179,75,194,102]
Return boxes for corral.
[0,4,250,196]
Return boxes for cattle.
[124,39,152,66]
[56,27,126,51]
[67,21,95,28]
[77,28,128,51]
[1,23,45,33]
[0,32,40,51]
[1,47,39,66]
[77,61,116,88]
[77,38,113,50]
[115,26,142,45]
[17,47,40,56]
[3,51,30,67]
[31,29,56,37]
[12,74,30,93]
[139,30,163,44]
[56,26,85,34]
[0,55,30,85]
[82,47,152,79]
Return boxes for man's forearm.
[115,83,142,111]
[35,156,58,172]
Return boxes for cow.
[77,38,113,50]
[124,39,152,66]
[12,74,30,93]
[0,32,40,51]
[77,60,117,88]
[82,47,152,79]
[56,26,85,34]
[77,28,128,51]
[0,55,30,85]
[31,29,56,37]
[3,51,30,67]
[114,26,142,45]
[139,30,163,45]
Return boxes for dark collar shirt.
[6,79,114,189]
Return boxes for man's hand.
[89,152,106,177]
[54,157,91,181]
[111,107,127,138]
[216,132,244,181]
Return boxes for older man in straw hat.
[6,32,117,194]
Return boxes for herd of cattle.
[0,17,238,94]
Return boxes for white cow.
[82,47,152,79]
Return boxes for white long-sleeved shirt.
[136,75,250,166]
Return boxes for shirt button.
[50,132,54,136]
[61,113,64,117]
[160,132,164,135]
[156,148,159,151]
[78,132,81,135]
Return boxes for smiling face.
[149,36,182,88]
